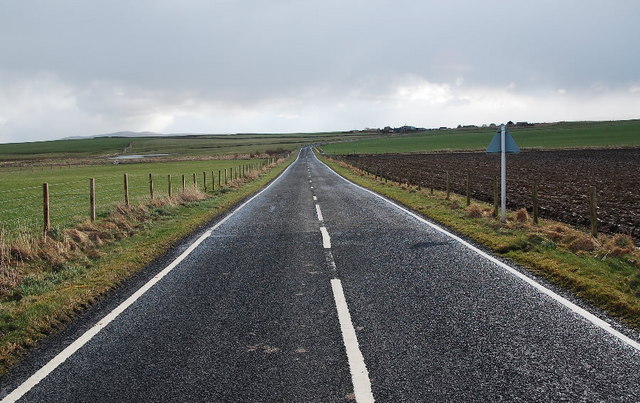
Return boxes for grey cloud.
[0,0,639,141]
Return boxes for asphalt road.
[2,147,640,402]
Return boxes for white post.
[500,124,507,223]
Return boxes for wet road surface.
[2,147,640,402]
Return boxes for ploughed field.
[341,148,640,240]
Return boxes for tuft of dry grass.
[9,234,37,263]
[466,203,483,218]
[38,239,70,270]
[567,235,598,252]
[178,186,207,203]
[515,208,530,223]
[0,266,22,297]
[66,229,92,249]
[602,234,637,258]
[541,224,574,242]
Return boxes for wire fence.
[338,154,640,241]
[0,158,280,240]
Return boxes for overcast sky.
[1,0,639,143]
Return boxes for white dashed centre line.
[320,226,331,249]
[313,196,317,201]
[331,279,375,403]
[310,182,374,402]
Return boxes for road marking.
[324,250,337,272]
[1,153,301,403]
[314,152,640,352]
[310,186,314,189]
[313,196,317,201]
[331,279,375,403]
[309,149,373,400]
[320,226,331,248]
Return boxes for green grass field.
[0,131,371,161]
[321,120,640,154]
[0,159,260,237]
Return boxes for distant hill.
[62,131,164,140]
[62,131,235,140]
[94,131,162,138]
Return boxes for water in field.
[108,154,170,160]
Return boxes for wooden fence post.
[149,173,154,200]
[203,172,207,192]
[493,176,499,217]
[90,178,96,222]
[466,173,471,206]
[124,174,130,206]
[532,182,539,225]
[211,171,215,191]
[182,174,186,191]
[192,173,197,187]
[446,171,450,200]
[430,173,434,195]
[590,186,598,237]
[43,183,50,233]
[168,174,172,198]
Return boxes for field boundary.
[0,158,280,239]
[331,149,640,243]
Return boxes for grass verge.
[319,154,640,331]
[0,155,294,375]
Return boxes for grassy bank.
[0,155,294,375]
[319,154,640,331]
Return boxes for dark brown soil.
[341,148,640,240]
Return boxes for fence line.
[344,158,614,239]
[0,158,279,239]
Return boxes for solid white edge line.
[314,152,640,352]
[1,152,302,403]
[331,279,375,403]
[316,204,324,222]
[320,226,332,249]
